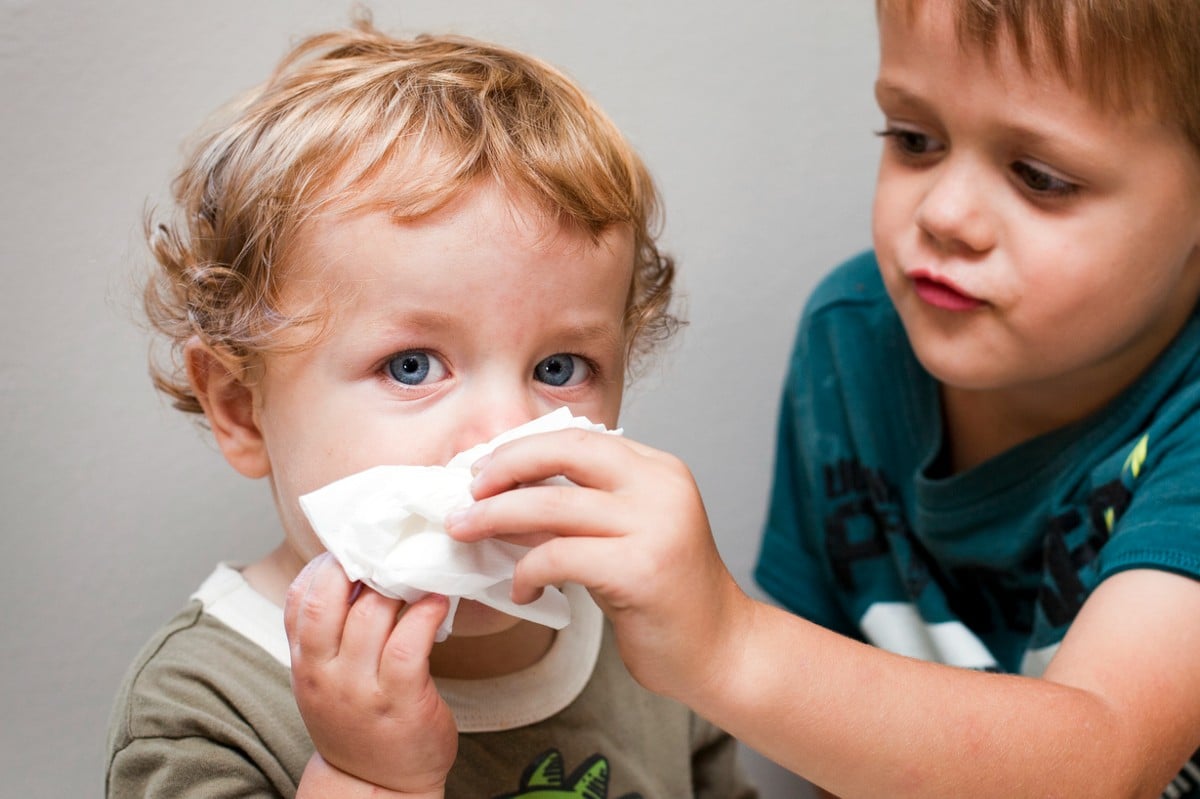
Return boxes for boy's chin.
[445,598,524,638]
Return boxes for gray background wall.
[0,2,879,796]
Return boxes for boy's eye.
[385,350,447,386]
[534,354,588,387]
[877,126,941,157]
[1011,161,1078,197]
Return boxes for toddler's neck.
[429,620,557,679]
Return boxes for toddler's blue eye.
[387,351,438,385]
[535,354,587,387]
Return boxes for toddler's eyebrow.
[366,309,459,334]
[553,321,624,351]
[362,315,622,351]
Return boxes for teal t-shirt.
[756,250,1200,796]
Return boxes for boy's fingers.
[510,536,617,605]
[469,429,653,498]
[492,530,557,548]
[338,587,406,675]
[378,594,449,692]
[285,552,355,663]
[446,484,628,543]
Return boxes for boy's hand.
[444,429,753,703]
[285,553,456,795]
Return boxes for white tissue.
[298,407,619,641]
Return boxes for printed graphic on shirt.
[820,438,1200,798]
[820,452,1137,668]
[1164,757,1200,799]
[492,748,643,799]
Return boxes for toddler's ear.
[185,337,270,479]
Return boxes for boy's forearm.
[296,754,446,799]
[687,600,1151,799]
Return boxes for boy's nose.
[914,159,996,255]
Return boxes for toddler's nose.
[450,394,543,455]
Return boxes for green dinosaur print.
[492,748,643,799]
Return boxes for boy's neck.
[939,383,1105,473]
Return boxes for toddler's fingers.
[285,552,356,664]
[283,554,323,637]
[337,586,407,676]
[377,594,450,693]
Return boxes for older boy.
[449,1,1200,796]
[105,20,755,799]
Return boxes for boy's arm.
[447,430,1200,799]
[286,553,456,799]
[711,568,1200,798]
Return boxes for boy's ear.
[184,337,271,479]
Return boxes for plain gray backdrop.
[0,1,880,796]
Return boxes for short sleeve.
[1099,385,1200,583]
[107,736,280,799]
[755,368,857,637]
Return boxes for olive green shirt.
[107,567,756,798]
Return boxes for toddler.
[106,18,756,799]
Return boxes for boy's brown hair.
[878,0,1200,153]
[145,17,676,414]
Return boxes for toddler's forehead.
[298,183,628,266]
[275,188,635,312]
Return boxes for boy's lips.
[909,271,984,312]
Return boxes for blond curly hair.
[144,17,677,414]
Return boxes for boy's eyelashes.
[1009,161,1080,198]
[875,126,1081,199]
[378,349,596,389]
[876,125,942,157]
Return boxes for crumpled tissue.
[298,407,619,641]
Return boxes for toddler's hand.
[284,553,457,795]
[445,430,752,704]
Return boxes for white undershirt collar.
[192,563,603,732]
